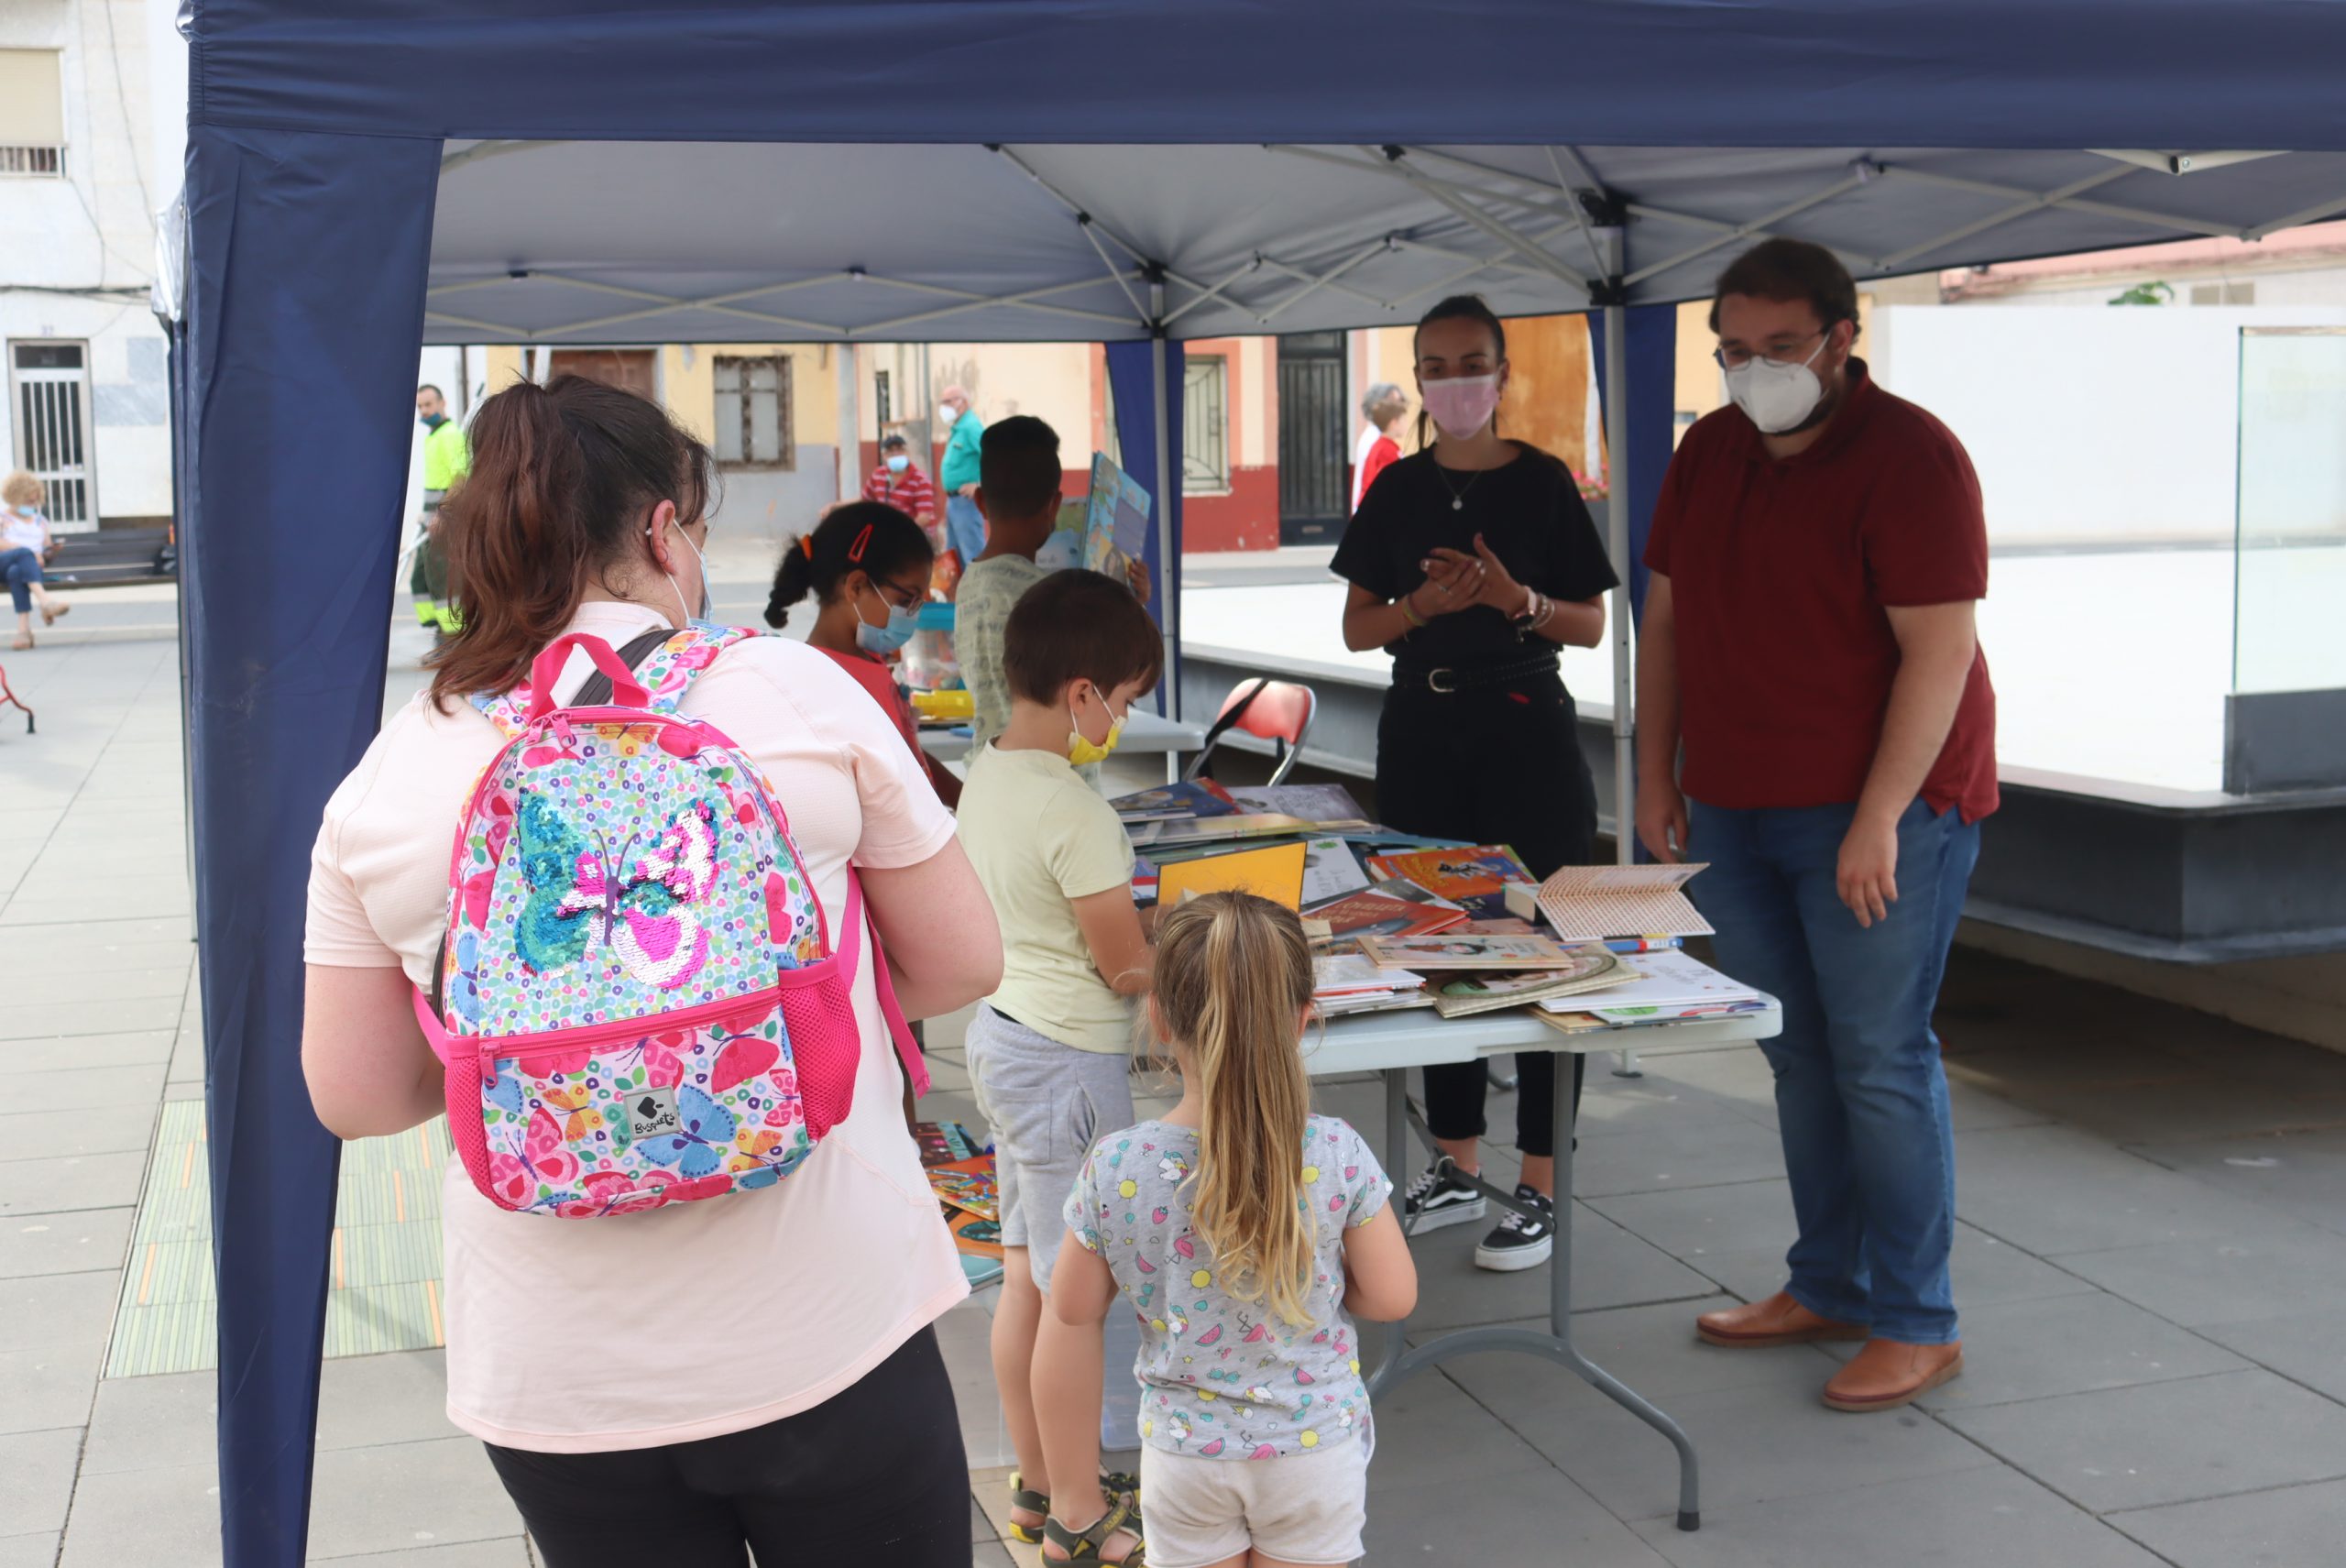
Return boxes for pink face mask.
[1420,374,1502,440]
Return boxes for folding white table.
[1308,1001,1783,1533]
[918,709,1208,784]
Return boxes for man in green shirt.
[412,384,470,635]
[937,384,986,575]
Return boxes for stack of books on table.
[1535,946,1767,1032]
[1312,952,1434,1017]
[1118,783,1385,911]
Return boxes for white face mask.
[647,517,712,625]
[1722,334,1832,434]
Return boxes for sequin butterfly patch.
[513,793,721,989]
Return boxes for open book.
[1528,863,1715,943]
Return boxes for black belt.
[1392,653,1561,694]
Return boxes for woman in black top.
[1331,295,1618,1274]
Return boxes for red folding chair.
[0,662,31,734]
[1181,677,1315,785]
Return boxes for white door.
[8,340,95,528]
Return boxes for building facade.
[0,0,181,531]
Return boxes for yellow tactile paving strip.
[105,1102,454,1376]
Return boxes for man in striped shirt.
[862,433,939,541]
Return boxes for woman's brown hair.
[427,375,714,710]
[1152,891,1320,1325]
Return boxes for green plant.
[2108,280,2176,307]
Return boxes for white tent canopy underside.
[423,141,2346,345]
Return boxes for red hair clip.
[847,522,874,564]
[799,535,815,559]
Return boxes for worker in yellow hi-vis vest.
[412,383,471,637]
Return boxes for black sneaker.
[1402,1159,1487,1234]
[1474,1185,1556,1272]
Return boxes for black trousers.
[485,1326,971,1567]
[1376,674,1598,1160]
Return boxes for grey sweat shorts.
[964,1003,1136,1293]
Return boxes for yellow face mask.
[1068,688,1127,767]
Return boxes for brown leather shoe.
[1696,1290,1869,1348]
[1823,1338,1964,1412]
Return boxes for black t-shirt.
[1332,444,1619,666]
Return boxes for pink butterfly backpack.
[411,625,926,1217]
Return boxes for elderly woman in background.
[0,470,69,650]
[1351,381,1411,513]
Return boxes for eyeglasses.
[873,577,927,611]
[1713,327,1830,371]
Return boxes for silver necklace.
[1433,463,1486,512]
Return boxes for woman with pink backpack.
[302,375,1003,1565]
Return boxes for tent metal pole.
[1875,166,2136,269]
[1150,280,1177,720]
[1602,247,1633,869]
[835,344,859,505]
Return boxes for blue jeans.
[944,493,985,564]
[1689,797,1980,1344]
[0,547,43,615]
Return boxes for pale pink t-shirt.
[305,602,967,1452]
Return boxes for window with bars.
[1182,355,1229,494]
[0,51,63,179]
[712,355,794,468]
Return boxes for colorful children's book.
[1157,839,1309,910]
[1357,932,1578,971]
[949,1208,1005,1260]
[1365,845,1536,919]
[1307,889,1468,940]
[1084,451,1153,577]
[927,1156,999,1223]
[1111,778,1239,822]
[1370,876,1463,912]
[913,1121,981,1168]
[1299,838,1372,905]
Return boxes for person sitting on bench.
[0,471,70,651]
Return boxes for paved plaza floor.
[8,626,2346,1565]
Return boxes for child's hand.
[1125,557,1153,604]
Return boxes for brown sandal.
[9,634,30,652]
[40,599,69,626]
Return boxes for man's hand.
[1836,813,1900,927]
[1635,777,1689,864]
[1125,556,1153,604]
[958,482,979,499]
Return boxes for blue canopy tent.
[171,1,2346,1559]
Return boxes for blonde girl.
[1041,892,1418,1568]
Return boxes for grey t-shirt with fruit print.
[1064,1114,1393,1460]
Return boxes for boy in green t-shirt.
[958,569,1163,1556]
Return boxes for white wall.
[0,0,173,525]
[1870,304,2346,546]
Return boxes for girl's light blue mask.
[885,454,910,474]
[855,584,919,655]
[9,504,35,519]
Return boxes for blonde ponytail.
[1154,892,1318,1325]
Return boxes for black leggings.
[485,1326,970,1568]
[1376,675,1596,1160]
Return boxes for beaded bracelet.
[1398,592,1427,630]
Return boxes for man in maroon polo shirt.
[1636,238,1996,1414]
